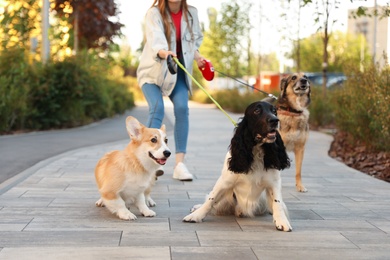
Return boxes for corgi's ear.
[160,124,166,133]
[126,116,143,141]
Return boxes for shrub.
[30,58,110,128]
[335,62,390,152]
[308,87,337,128]
[0,49,135,132]
[0,48,37,132]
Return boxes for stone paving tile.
[24,217,170,232]
[368,220,390,233]
[0,231,121,247]
[341,231,390,249]
[0,197,53,207]
[171,246,258,260]
[311,208,387,220]
[0,217,32,231]
[251,248,390,260]
[0,247,171,260]
[120,231,199,247]
[196,230,357,248]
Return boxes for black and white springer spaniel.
[183,101,292,232]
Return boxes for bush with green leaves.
[0,48,38,132]
[0,49,135,133]
[335,62,390,152]
[308,87,337,128]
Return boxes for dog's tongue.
[156,159,167,165]
[267,132,276,139]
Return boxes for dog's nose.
[268,117,279,127]
[300,78,308,89]
[163,150,171,158]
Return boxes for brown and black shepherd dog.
[265,72,311,192]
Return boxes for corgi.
[95,116,171,220]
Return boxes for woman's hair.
[151,0,193,50]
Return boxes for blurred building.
[348,6,389,67]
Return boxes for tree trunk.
[322,35,328,98]
[297,0,301,72]
[74,8,79,55]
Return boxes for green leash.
[172,57,237,127]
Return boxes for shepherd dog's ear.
[280,77,288,91]
[307,83,312,106]
[280,77,289,99]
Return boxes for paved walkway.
[0,101,389,260]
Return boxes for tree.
[299,0,340,97]
[301,0,390,96]
[0,0,41,57]
[287,31,371,72]
[200,1,252,77]
[52,0,123,53]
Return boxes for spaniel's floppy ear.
[263,131,291,171]
[228,117,255,174]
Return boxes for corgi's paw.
[118,209,137,220]
[146,197,156,207]
[95,198,104,207]
[141,209,156,217]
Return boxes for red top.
[170,10,182,57]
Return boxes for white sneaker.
[173,162,193,181]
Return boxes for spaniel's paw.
[190,204,202,213]
[274,217,292,232]
[183,212,204,223]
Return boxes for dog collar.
[277,106,303,115]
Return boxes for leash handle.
[167,55,177,74]
[172,56,237,127]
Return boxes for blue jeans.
[142,68,189,154]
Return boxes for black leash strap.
[213,69,278,101]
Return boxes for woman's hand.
[196,56,206,68]
[158,50,176,60]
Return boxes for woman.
[137,0,206,181]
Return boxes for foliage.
[0,47,37,132]
[308,87,336,128]
[200,1,252,78]
[334,61,390,152]
[349,3,390,19]
[288,31,371,72]
[0,49,134,133]
[0,0,41,59]
[52,0,123,51]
